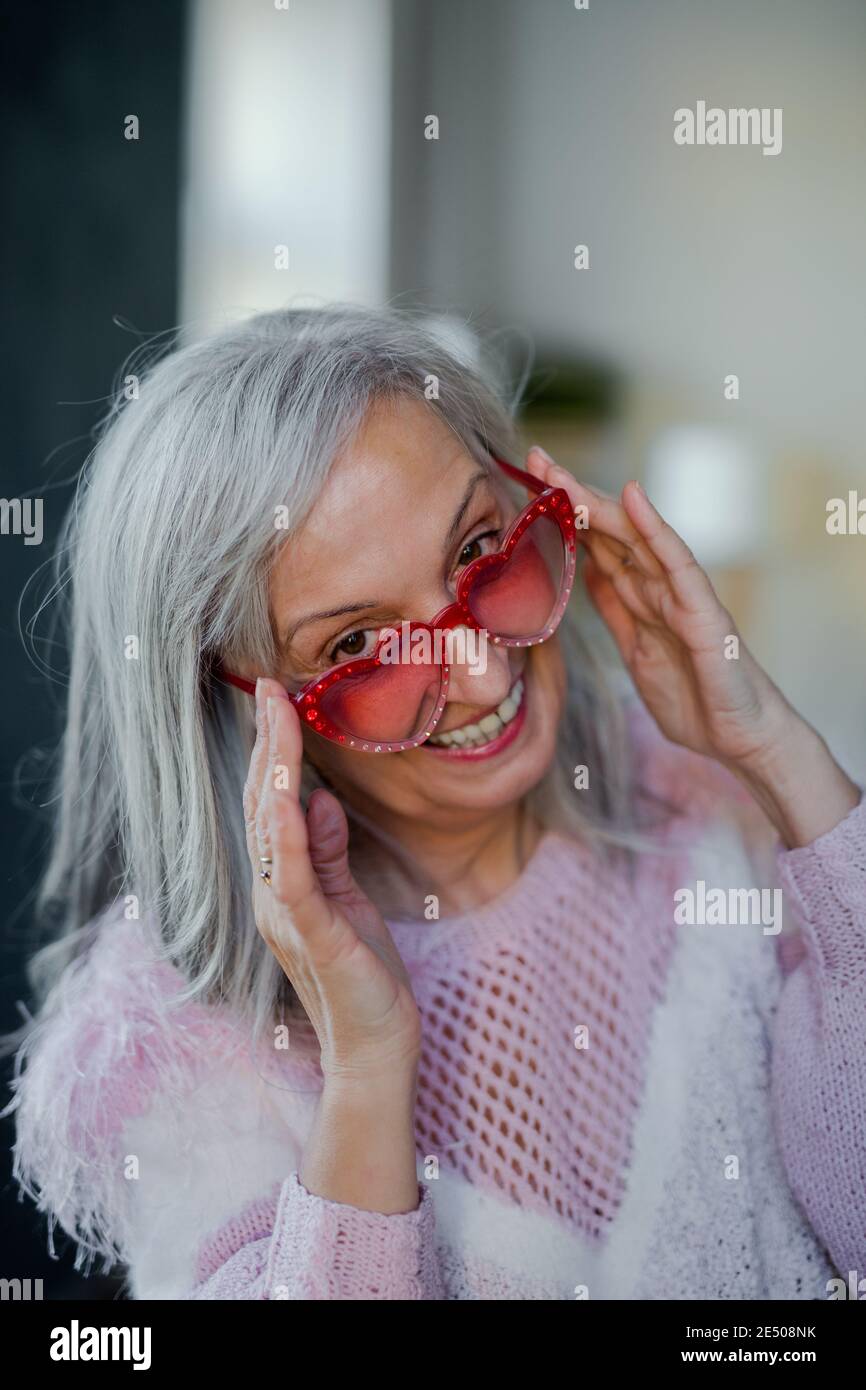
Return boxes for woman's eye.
[321,529,501,665]
[329,629,371,663]
[456,529,500,571]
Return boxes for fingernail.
[266,696,277,729]
[531,444,555,466]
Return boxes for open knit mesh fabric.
[387,829,684,1241]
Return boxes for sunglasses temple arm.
[492,455,548,495]
[216,666,257,697]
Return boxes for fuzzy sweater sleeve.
[117,1067,446,1300]
[5,907,444,1301]
[770,789,866,1274]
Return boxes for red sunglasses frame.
[218,455,576,752]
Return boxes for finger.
[306,788,356,902]
[259,677,302,801]
[575,524,631,567]
[575,479,665,577]
[578,531,664,627]
[252,677,296,865]
[260,692,321,909]
[243,679,273,865]
[526,449,609,500]
[249,690,361,974]
[262,781,358,970]
[528,449,664,578]
[526,447,595,512]
[582,557,638,666]
[621,482,718,613]
[525,445,555,488]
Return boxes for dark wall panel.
[0,0,186,1298]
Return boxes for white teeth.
[427,677,525,748]
[478,713,502,735]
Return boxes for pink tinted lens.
[316,641,442,744]
[466,511,565,639]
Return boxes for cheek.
[302,733,409,810]
[531,637,567,710]
[302,733,357,787]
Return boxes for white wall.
[394,0,866,471]
[179,0,392,337]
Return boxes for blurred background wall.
[180,0,866,766]
[2,0,864,1296]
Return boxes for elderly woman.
[6,305,865,1299]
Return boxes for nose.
[443,628,514,708]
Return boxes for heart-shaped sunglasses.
[219,455,576,752]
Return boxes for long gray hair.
[15,303,659,1049]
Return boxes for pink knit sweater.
[7,706,866,1299]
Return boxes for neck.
[352,798,544,919]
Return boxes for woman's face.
[266,396,566,831]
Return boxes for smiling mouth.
[424,674,526,750]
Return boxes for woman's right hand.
[243,678,422,1088]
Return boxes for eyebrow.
[279,465,491,648]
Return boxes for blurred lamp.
[645,426,767,568]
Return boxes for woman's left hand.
[526,445,861,846]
